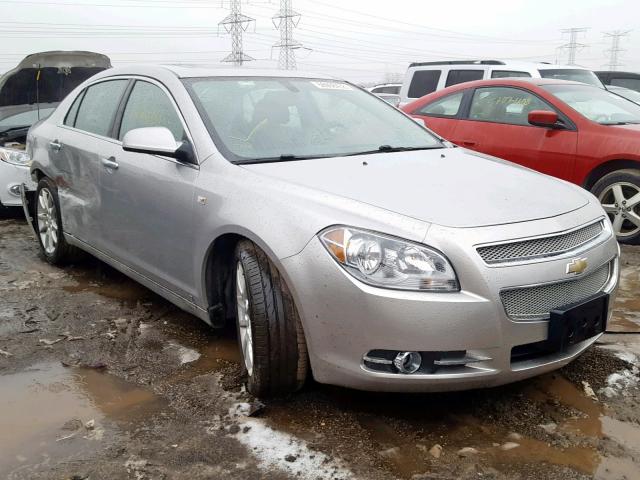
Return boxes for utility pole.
[219,0,255,66]
[560,27,589,65]
[272,0,302,70]
[604,30,631,71]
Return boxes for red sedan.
[402,78,640,244]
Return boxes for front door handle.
[462,140,477,147]
[49,140,62,152]
[101,157,119,170]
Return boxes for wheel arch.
[201,227,294,329]
[582,159,640,190]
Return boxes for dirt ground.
[1,213,639,480]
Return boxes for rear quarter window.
[491,70,532,79]
[408,70,441,98]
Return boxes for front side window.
[491,70,532,79]
[445,70,484,87]
[539,69,604,88]
[469,87,552,126]
[74,80,128,137]
[544,84,640,125]
[611,77,640,92]
[119,81,184,141]
[183,77,442,163]
[415,91,465,117]
[64,92,84,127]
[408,70,441,98]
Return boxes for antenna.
[272,0,302,70]
[603,30,631,71]
[559,27,589,65]
[219,0,255,66]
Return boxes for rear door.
[57,79,129,247]
[99,79,199,300]
[451,86,578,180]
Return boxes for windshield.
[609,87,640,105]
[539,69,604,88]
[0,107,56,130]
[183,77,442,163]
[543,84,640,125]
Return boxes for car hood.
[242,148,590,228]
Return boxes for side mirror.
[528,110,562,129]
[122,127,196,165]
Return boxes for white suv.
[399,60,604,105]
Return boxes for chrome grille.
[478,221,604,264]
[501,261,611,320]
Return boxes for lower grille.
[501,261,611,320]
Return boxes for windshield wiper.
[234,154,331,165]
[342,145,443,157]
[601,121,640,125]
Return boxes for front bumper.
[281,209,620,392]
[0,161,34,207]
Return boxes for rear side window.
[408,70,441,98]
[118,81,184,141]
[469,87,551,126]
[445,70,484,87]
[64,91,84,127]
[415,91,465,117]
[611,78,640,92]
[491,70,532,79]
[74,80,128,137]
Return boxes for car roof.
[408,60,590,71]
[98,64,336,80]
[440,77,591,90]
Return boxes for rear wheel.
[592,169,640,245]
[35,178,83,265]
[234,240,308,398]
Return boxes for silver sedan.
[23,66,619,397]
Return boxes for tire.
[591,169,640,245]
[234,240,308,398]
[35,177,83,265]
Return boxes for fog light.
[393,351,422,374]
[9,184,21,197]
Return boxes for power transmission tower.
[604,30,631,71]
[560,27,589,65]
[219,0,255,66]
[272,0,302,70]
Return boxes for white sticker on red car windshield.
[311,81,353,90]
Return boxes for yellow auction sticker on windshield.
[311,81,353,90]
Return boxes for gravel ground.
[1,214,639,480]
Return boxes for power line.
[559,27,589,65]
[603,30,631,71]
[219,0,255,66]
[272,0,302,70]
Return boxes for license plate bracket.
[547,292,609,352]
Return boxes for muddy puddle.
[0,361,166,478]
[609,248,640,333]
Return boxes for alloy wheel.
[37,188,58,255]
[599,182,640,238]
[236,262,254,376]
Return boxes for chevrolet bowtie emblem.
[566,258,588,275]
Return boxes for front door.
[99,79,199,301]
[452,86,578,181]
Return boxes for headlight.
[0,147,31,166]
[319,226,459,292]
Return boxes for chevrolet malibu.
[23,66,619,397]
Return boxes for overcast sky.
[1,0,638,84]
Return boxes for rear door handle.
[462,140,477,147]
[49,140,62,152]
[101,157,119,170]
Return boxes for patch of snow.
[165,342,201,364]
[229,403,353,480]
[601,369,640,398]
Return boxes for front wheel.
[234,240,308,398]
[592,169,640,245]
